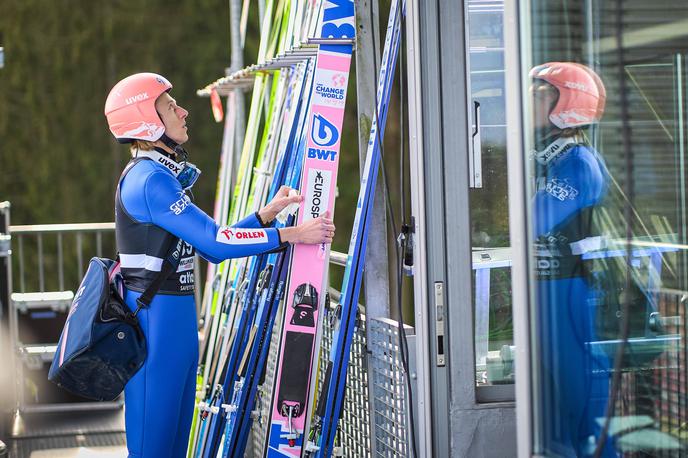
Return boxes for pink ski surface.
[267,45,353,457]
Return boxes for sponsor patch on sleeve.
[216,227,269,245]
[545,178,579,201]
[170,193,192,215]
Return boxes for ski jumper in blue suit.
[115,149,284,458]
[533,136,617,457]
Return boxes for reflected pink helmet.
[104,73,173,143]
[529,62,606,129]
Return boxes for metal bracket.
[280,403,300,446]
[434,282,446,366]
[0,234,10,257]
[198,39,356,96]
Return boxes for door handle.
[470,100,483,188]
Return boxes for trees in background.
[0,0,243,224]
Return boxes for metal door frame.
[407,0,519,456]
[503,1,536,456]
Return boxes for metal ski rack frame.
[197,38,355,97]
[352,3,391,457]
[0,202,15,422]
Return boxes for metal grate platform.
[7,407,126,458]
[9,433,126,458]
[11,408,125,439]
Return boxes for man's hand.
[258,186,303,224]
[279,211,335,245]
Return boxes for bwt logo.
[308,148,337,161]
[321,0,355,45]
[311,114,339,147]
[125,92,149,105]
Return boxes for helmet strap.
[159,133,189,163]
[533,126,561,150]
[532,135,579,166]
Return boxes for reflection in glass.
[530,61,615,457]
[526,1,688,456]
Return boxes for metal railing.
[9,222,116,293]
[9,221,350,295]
[7,223,120,412]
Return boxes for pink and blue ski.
[265,1,356,456]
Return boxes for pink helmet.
[529,62,606,129]
[104,73,173,143]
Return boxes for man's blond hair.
[130,140,157,154]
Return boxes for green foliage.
[0,0,241,224]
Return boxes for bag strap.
[133,237,185,316]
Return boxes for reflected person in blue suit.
[530,62,618,457]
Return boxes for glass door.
[520,1,688,455]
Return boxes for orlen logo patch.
[125,92,149,105]
[216,227,268,245]
[311,113,339,147]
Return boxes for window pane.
[467,0,515,389]
[524,1,688,455]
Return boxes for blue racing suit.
[115,149,283,457]
[533,137,617,457]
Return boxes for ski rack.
[190,5,415,453]
[197,38,356,97]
